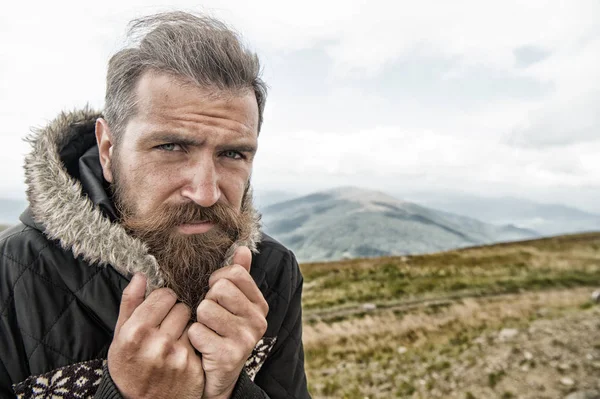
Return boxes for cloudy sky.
[1,0,599,212]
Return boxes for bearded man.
[0,12,310,399]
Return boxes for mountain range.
[260,187,538,262]
[408,192,600,236]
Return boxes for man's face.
[96,71,260,308]
[108,71,258,219]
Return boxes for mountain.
[409,193,600,236]
[253,189,299,210]
[0,198,27,226]
[260,187,539,262]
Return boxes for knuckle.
[260,299,270,316]
[154,333,173,353]
[230,264,247,279]
[121,325,148,346]
[213,278,232,292]
[243,330,259,349]
[174,302,192,318]
[195,300,211,321]
[248,307,268,334]
[168,344,188,371]
[156,287,178,301]
[256,316,268,335]
[234,345,248,364]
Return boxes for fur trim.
[23,107,262,292]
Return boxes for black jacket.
[0,109,310,398]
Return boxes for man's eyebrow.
[215,143,257,154]
[141,132,206,147]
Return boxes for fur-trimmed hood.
[23,107,262,291]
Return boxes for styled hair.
[104,11,267,140]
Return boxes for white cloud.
[0,0,598,212]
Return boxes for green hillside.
[301,233,600,398]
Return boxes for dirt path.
[304,287,591,323]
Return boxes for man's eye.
[156,143,182,152]
[222,150,243,159]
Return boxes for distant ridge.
[261,186,539,262]
[413,193,600,236]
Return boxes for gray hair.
[104,11,267,141]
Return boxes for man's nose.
[180,157,221,208]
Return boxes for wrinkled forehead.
[130,71,259,135]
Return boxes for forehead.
[129,71,259,138]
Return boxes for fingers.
[189,312,259,372]
[232,246,252,272]
[128,287,178,328]
[159,303,192,340]
[195,296,267,347]
[195,299,237,337]
[177,329,204,366]
[205,279,267,318]
[115,274,147,334]
[207,265,267,313]
[187,321,222,358]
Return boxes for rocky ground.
[304,289,600,398]
[428,304,600,398]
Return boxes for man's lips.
[177,221,215,234]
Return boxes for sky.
[1,0,599,212]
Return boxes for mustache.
[120,200,243,237]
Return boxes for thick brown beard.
[111,164,256,311]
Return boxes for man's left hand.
[188,246,269,399]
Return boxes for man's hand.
[188,246,269,399]
[107,274,204,399]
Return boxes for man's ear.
[95,118,115,183]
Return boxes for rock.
[397,346,407,354]
[564,390,600,399]
[560,377,575,386]
[499,328,519,341]
[362,303,377,311]
[524,351,533,360]
[473,336,486,345]
[558,363,570,371]
[592,290,600,303]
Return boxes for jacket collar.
[22,108,262,291]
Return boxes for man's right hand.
[107,273,205,399]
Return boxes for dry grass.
[303,289,589,350]
[301,233,600,398]
[300,232,600,313]
[304,289,599,398]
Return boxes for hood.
[23,107,262,292]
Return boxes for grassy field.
[300,233,600,398]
